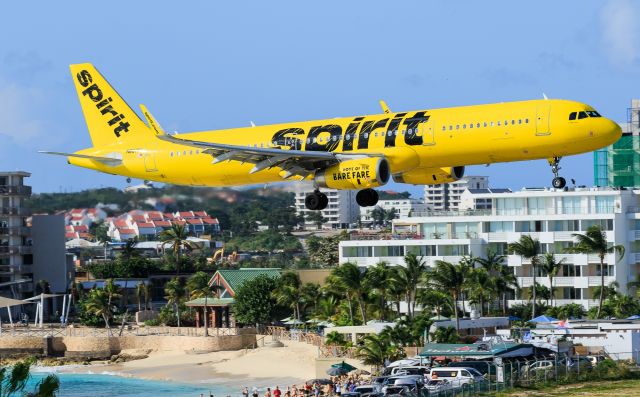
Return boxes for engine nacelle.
[393,166,465,185]
[315,157,390,189]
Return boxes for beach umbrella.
[331,361,357,371]
[326,367,348,376]
[306,379,333,385]
[529,315,557,323]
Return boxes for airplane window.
[170,152,173,157]
[587,111,602,117]
[463,124,466,129]
[306,138,310,144]
[364,133,369,138]
[442,126,446,131]
[490,122,494,127]
[394,130,398,135]
[332,136,337,141]
[469,123,473,129]
[476,123,480,128]
[569,112,577,120]
[511,120,515,125]
[456,125,459,130]
[504,120,508,125]
[525,118,529,123]
[449,125,453,130]
[313,138,317,143]
[578,111,588,119]
[183,151,187,155]
[483,122,487,127]
[518,119,522,124]
[196,150,200,154]
[190,150,193,154]
[497,121,501,126]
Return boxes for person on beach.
[252,387,259,397]
[274,386,281,397]
[242,387,249,397]
[265,387,271,397]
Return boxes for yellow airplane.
[42,63,621,210]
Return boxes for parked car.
[381,376,423,395]
[425,379,454,393]
[587,355,607,366]
[390,366,430,376]
[382,385,411,396]
[445,361,494,376]
[340,393,360,397]
[354,385,381,395]
[427,367,484,386]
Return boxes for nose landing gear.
[304,190,328,210]
[549,157,566,189]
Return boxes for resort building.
[0,172,32,299]
[359,198,430,225]
[340,186,640,310]
[424,176,489,211]
[292,183,359,229]
[106,210,220,241]
[594,99,640,187]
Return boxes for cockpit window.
[586,111,602,117]
[578,111,588,119]
[569,112,577,120]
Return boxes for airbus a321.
[42,64,621,211]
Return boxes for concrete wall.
[0,332,256,359]
[32,215,72,294]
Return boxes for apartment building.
[340,186,639,310]
[360,198,430,225]
[0,172,32,298]
[424,176,489,211]
[293,183,359,229]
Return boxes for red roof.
[154,220,171,227]
[114,220,128,228]
[132,215,147,222]
[147,211,164,220]
[70,209,84,215]
[172,220,186,225]
[163,213,175,219]
[65,225,73,232]
[136,222,155,228]
[194,211,208,217]
[87,208,97,214]
[73,225,89,232]
[186,219,203,225]
[65,232,78,239]
[118,228,136,235]
[179,211,194,218]
[203,218,219,224]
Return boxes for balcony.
[0,246,32,256]
[588,276,615,287]
[0,207,31,216]
[408,209,492,218]
[0,185,31,196]
[553,231,575,240]
[0,226,30,237]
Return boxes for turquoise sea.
[27,372,237,397]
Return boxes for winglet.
[140,105,165,135]
[379,100,391,114]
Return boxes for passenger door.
[536,103,551,136]
[421,118,435,146]
[144,152,158,172]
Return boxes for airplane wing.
[157,134,382,179]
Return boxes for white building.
[360,198,430,225]
[424,176,489,211]
[292,183,360,229]
[459,188,512,211]
[340,186,640,310]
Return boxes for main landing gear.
[356,188,379,207]
[549,157,566,189]
[305,190,328,211]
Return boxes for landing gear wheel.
[356,189,379,207]
[548,157,567,189]
[552,177,566,189]
[305,191,328,210]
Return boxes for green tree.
[84,288,112,329]
[566,225,625,318]
[160,224,197,275]
[324,331,347,346]
[234,274,280,325]
[305,211,326,230]
[431,261,466,330]
[94,222,111,259]
[393,254,428,319]
[329,263,368,324]
[430,326,460,343]
[0,358,59,397]
[301,282,321,316]
[466,267,493,316]
[540,253,564,307]
[494,264,519,315]
[273,272,303,321]
[364,262,392,321]
[355,333,402,367]
[509,235,542,319]
[164,278,185,327]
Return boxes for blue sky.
[0,1,639,196]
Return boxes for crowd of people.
[239,374,371,397]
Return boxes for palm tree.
[540,253,564,307]
[273,272,303,321]
[508,235,542,319]
[164,277,185,327]
[466,268,493,316]
[135,281,145,312]
[84,288,112,329]
[301,282,321,316]
[416,289,452,319]
[104,278,122,308]
[456,256,476,316]
[566,225,625,318]
[324,331,346,346]
[494,264,519,315]
[393,254,428,318]
[330,263,367,324]
[187,271,223,337]
[160,224,197,275]
[431,326,460,343]
[355,333,399,367]
[317,295,338,321]
[364,262,392,321]
[0,358,59,397]
[305,211,326,230]
[431,261,465,330]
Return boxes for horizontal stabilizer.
[38,151,122,166]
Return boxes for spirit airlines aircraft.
[42,64,621,211]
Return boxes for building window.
[374,245,405,257]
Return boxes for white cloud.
[600,0,640,67]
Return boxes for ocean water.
[27,372,237,397]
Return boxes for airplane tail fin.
[70,63,150,147]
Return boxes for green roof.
[185,297,234,306]
[419,342,529,357]
[214,268,281,294]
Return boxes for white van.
[390,366,430,376]
[428,367,484,386]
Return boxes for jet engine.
[393,166,465,185]
[315,157,390,189]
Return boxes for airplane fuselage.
[71,98,621,186]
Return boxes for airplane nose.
[606,118,622,141]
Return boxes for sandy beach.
[63,338,320,387]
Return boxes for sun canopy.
[0,296,33,308]
[529,315,558,323]
[24,293,63,301]
[419,342,534,358]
